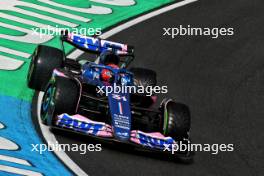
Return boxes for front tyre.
[161,100,191,141]
[41,76,80,126]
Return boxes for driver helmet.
[100,51,120,82]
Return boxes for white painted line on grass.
[0,56,24,71]
[0,46,31,58]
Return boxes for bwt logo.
[137,132,175,148]
[57,114,104,135]
[69,34,127,53]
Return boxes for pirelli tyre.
[41,76,80,125]
[129,67,157,107]
[161,99,191,141]
[27,45,64,91]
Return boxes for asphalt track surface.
[34,0,264,175]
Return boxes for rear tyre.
[41,76,80,125]
[130,67,157,87]
[27,45,64,91]
[130,67,157,107]
[162,100,191,141]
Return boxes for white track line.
[0,155,31,166]
[67,0,198,59]
[0,122,4,129]
[0,165,43,176]
[38,0,198,175]
[0,137,19,150]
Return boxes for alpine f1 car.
[27,31,193,162]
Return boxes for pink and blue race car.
[27,31,193,162]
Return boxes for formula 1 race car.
[27,31,193,161]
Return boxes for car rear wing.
[61,32,134,56]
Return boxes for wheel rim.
[41,85,54,122]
